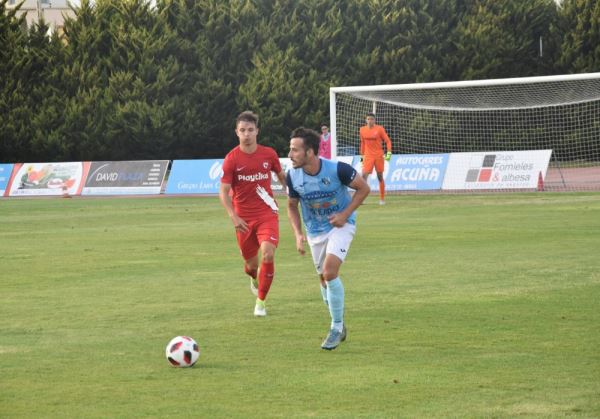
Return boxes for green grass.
[1,193,599,418]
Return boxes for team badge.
[263,162,269,169]
[322,177,331,185]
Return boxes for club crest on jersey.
[321,177,331,186]
[263,162,269,169]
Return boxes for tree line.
[1,0,598,162]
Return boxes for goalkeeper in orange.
[360,112,392,205]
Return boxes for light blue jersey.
[287,159,357,237]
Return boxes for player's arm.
[381,126,392,157]
[219,182,249,233]
[287,196,306,255]
[359,129,365,159]
[275,170,286,193]
[285,172,306,255]
[329,164,370,228]
[270,151,287,193]
[329,176,370,227]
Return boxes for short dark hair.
[366,112,376,118]
[290,127,320,155]
[236,111,259,127]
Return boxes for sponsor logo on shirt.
[237,172,270,182]
[310,199,337,209]
[304,190,336,200]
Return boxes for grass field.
[1,193,599,417]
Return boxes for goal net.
[330,73,600,192]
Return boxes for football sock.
[320,284,328,305]
[326,277,344,331]
[255,298,265,308]
[244,266,257,279]
[379,180,385,201]
[257,261,274,301]
[332,321,344,333]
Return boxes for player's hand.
[384,151,392,161]
[231,214,249,233]
[328,213,348,228]
[295,234,306,255]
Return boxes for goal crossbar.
[330,72,600,94]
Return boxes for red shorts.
[236,213,279,260]
[362,155,385,175]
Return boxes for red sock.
[379,180,385,201]
[244,266,257,279]
[258,261,274,301]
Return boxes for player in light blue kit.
[287,127,370,350]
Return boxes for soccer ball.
[165,336,200,367]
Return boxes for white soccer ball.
[165,336,200,367]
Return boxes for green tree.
[454,0,560,80]
[0,0,66,162]
[1,0,570,162]
[0,0,29,161]
[26,24,68,161]
[238,41,329,153]
[559,0,600,72]
[59,0,230,160]
[156,0,261,157]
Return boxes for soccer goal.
[330,73,600,192]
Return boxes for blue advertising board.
[0,163,14,196]
[351,154,449,191]
[165,159,224,194]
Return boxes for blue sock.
[320,284,328,306]
[326,277,344,331]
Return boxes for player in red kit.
[219,111,287,317]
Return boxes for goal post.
[330,73,600,192]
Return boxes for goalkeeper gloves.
[384,151,392,161]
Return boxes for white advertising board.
[9,162,85,196]
[442,150,552,190]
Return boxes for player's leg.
[319,275,328,306]
[362,156,375,182]
[253,214,279,316]
[245,256,259,296]
[237,222,260,296]
[320,224,356,350]
[374,157,385,205]
[322,254,345,333]
[257,240,276,302]
[307,232,329,306]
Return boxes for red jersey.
[360,124,392,157]
[221,145,282,219]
